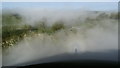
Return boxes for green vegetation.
[2,13,22,26]
[2,12,118,49]
[2,13,65,49]
[35,21,65,34]
[51,21,65,32]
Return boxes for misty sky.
[2,0,119,2]
[2,2,118,11]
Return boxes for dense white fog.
[2,8,118,66]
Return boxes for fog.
[2,8,118,66]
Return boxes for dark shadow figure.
[12,49,119,67]
[75,48,78,54]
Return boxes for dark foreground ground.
[2,50,119,68]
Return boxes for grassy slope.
[2,11,118,49]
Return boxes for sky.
[2,2,118,11]
[2,0,120,2]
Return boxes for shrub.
[51,22,65,32]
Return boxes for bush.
[51,22,65,32]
